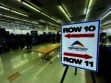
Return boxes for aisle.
[0,44,88,83]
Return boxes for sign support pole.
[60,66,69,83]
[60,66,78,83]
[74,68,78,75]
[90,72,96,83]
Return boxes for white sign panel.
[61,20,100,71]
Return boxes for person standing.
[25,33,32,51]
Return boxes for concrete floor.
[0,44,105,83]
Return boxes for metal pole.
[60,66,69,83]
[74,68,78,75]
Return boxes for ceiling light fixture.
[102,20,111,26]
[22,1,58,24]
[83,0,88,15]
[84,0,93,21]
[17,0,22,3]
[58,5,71,22]
[48,22,59,27]
[22,2,40,13]
[83,8,87,15]
[62,4,71,18]
[0,5,28,17]
[0,14,38,25]
[0,5,10,11]
[10,10,28,17]
[100,8,111,20]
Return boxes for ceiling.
[0,0,111,30]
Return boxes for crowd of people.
[0,28,61,53]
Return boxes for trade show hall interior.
[0,0,111,83]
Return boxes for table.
[35,43,60,61]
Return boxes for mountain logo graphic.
[68,41,88,51]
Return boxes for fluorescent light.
[102,20,111,26]
[22,2,40,13]
[62,4,71,18]
[100,8,111,20]
[0,5,10,11]
[84,0,93,21]
[10,10,28,17]
[32,21,39,24]
[86,9,90,16]
[48,22,59,27]
[40,12,57,22]
[0,5,28,17]
[0,14,38,25]
[0,14,22,20]
[17,0,22,3]
[58,5,71,21]
[101,11,111,20]
[22,1,58,23]
[39,19,46,23]
[86,0,93,15]
[88,0,93,8]
[83,8,87,14]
